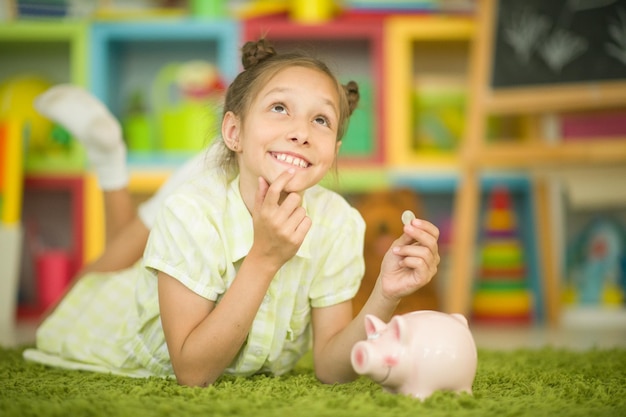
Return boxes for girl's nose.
[290,135,309,145]
[288,120,310,145]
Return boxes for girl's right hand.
[250,169,312,268]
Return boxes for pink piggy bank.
[351,310,477,400]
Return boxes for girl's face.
[225,66,342,196]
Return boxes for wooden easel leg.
[446,166,480,315]
[533,175,561,327]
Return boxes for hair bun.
[241,38,277,70]
[343,80,360,116]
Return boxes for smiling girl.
[24,38,440,387]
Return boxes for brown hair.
[213,38,360,179]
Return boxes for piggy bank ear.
[451,313,469,328]
[364,314,387,336]
[389,315,410,344]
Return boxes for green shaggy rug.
[1,346,625,417]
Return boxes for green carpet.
[1,346,625,417]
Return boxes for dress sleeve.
[309,207,366,308]
[143,191,227,301]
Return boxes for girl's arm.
[158,248,279,387]
[158,171,312,387]
[312,218,440,384]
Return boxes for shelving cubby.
[89,19,241,170]
[384,14,474,169]
[0,20,89,86]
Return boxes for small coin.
[401,210,415,226]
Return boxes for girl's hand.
[250,169,312,268]
[378,217,440,302]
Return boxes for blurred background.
[1,0,625,348]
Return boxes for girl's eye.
[271,104,287,114]
[314,116,330,127]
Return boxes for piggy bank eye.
[367,332,380,341]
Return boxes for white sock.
[35,84,128,190]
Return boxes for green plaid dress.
[24,173,366,378]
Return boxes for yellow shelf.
[478,139,626,167]
[384,15,475,168]
[128,170,171,195]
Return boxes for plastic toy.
[472,185,533,323]
[152,60,225,152]
[351,310,477,400]
[566,217,625,306]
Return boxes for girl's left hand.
[378,218,440,302]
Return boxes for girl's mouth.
[270,152,311,168]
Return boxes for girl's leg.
[102,189,136,248]
[35,86,150,319]
[35,85,134,243]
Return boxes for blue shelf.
[89,19,240,118]
[389,171,531,193]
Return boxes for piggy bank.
[351,310,477,400]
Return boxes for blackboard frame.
[492,0,626,89]
[484,0,626,114]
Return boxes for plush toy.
[352,188,440,316]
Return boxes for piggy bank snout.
[351,341,371,374]
[351,341,395,384]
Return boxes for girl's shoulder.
[161,168,231,217]
[304,185,364,230]
[176,168,229,197]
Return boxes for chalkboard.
[491,0,626,88]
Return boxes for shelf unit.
[6,8,620,324]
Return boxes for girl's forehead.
[266,66,334,90]
[257,66,340,105]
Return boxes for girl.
[24,38,440,387]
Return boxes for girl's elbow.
[315,368,357,385]
[173,366,219,388]
[176,373,210,388]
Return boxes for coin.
[401,210,415,226]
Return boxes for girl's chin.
[264,167,321,193]
[268,176,307,194]
[281,182,305,194]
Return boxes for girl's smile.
[269,151,312,168]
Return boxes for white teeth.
[273,153,309,168]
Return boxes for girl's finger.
[254,176,270,212]
[406,218,440,240]
[263,169,295,206]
